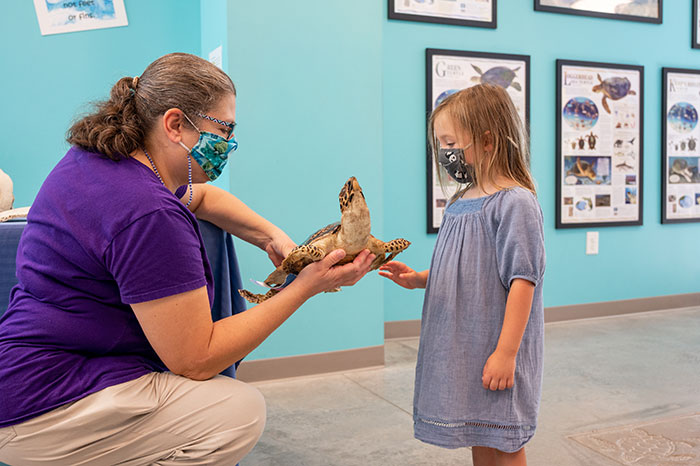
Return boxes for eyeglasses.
[196,112,236,140]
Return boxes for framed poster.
[662,68,700,223]
[556,60,644,228]
[389,0,496,28]
[535,0,661,24]
[694,0,700,49]
[426,48,530,233]
[33,0,128,36]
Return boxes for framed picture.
[694,0,700,49]
[662,68,700,223]
[426,48,530,233]
[535,0,661,24]
[33,0,128,35]
[389,0,496,28]
[556,60,644,228]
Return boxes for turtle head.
[592,74,604,93]
[339,176,366,214]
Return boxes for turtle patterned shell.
[301,221,341,246]
[602,77,632,99]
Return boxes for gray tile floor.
[242,307,700,465]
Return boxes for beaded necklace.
[143,148,193,207]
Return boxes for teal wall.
[1,1,698,363]
[383,1,700,322]
[0,0,201,208]
[226,0,385,360]
[200,0,231,192]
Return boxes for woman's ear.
[483,130,495,154]
[162,108,187,144]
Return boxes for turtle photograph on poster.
[425,49,530,233]
[662,68,700,223]
[556,60,644,228]
[535,0,661,23]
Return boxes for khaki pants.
[0,372,266,466]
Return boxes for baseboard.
[385,292,700,339]
[238,293,700,383]
[237,345,384,383]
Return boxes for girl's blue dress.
[414,187,546,453]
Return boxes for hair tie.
[132,76,139,90]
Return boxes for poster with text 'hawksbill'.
[426,49,529,233]
[663,69,700,224]
[33,0,127,36]
[557,60,643,228]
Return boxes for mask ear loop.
[186,154,193,207]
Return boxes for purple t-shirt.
[0,146,213,428]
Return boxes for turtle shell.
[602,77,632,100]
[481,67,516,88]
[301,221,341,246]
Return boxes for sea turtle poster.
[426,49,530,232]
[535,0,660,23]
[389,0,495,28]
[556,60,643,228]
[33,0,128,36]
[662,68,700,223]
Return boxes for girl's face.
[434,112,475,164]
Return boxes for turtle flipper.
[264,266,287,287]
[239,288,280,304]
[602,96,611,114]
[367,236,411,268]
[282,244,325,275]
[511,81,522,92]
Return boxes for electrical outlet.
[586,231,599,255]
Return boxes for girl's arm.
[482,278,535,391]
[378,261,429,289]
[186,183,295,265]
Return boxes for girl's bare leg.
[472,446,526,466]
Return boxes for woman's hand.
[264,233,297,267]
[378,261,427,289]
[295,249,376,296]
[482,350,516,391]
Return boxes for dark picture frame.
[693,0,700,49]
[535,0,661,24]
[389,0,496,29]
[426,48,530,233]
[661,67,700,224]
[556,59,644,229]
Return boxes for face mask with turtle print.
[179,113,238,181]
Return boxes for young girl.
[380,84,545,466]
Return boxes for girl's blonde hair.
[428,84,535,201]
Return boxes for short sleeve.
[104,209,208,304]
[494,190,546,289]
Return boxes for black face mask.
[438,143,474,184]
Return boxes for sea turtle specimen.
[471,64,522,91]
[239,177,411,304]
[592,74,636,114]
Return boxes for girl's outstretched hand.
[378,261,427,289]
[482,350,516,391]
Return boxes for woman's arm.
[186,183,295,264]
[131,249,375,381]
[481,278,535,391]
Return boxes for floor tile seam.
[544,306,700,327]
[342,374,413,417]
